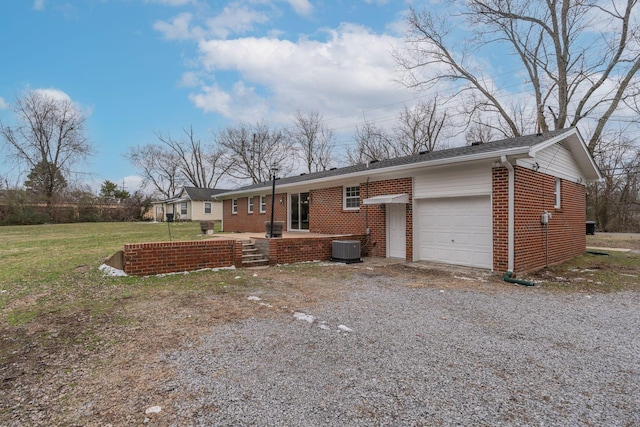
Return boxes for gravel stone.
[165,275,640,426]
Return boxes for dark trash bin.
[166,213,174,222]
[586,221,596,235]
[200,220,219,234]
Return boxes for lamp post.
[269,164,278,238]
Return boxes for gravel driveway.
[165,272,639,426]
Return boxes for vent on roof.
[300,173,306,176]
[330,167,337,170]
[471,141,483,146]
[369,159,379,164]
[419,150,429,155]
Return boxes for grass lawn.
[0,221,256,332]
[0,221,205,283]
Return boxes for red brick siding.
[492,167,509,272]
[307,178,412,260]
[222,177,413,261]
[223,193,287,232]
[363,178,413,260]
[308,186,365,234]
[263,234,368,265]
[493,166,586,273]
[123,239,242,276]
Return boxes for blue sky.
[0,0,436,192]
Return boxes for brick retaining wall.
[123,239,243,276]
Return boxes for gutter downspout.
[500,155,535,287]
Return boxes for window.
[232,198,238,214]
[204,202,212,214]
[260,195,267,213]
[248,196,254,213]
[180,201,188,215]
[344,186,360,210]
[554,178,561,208]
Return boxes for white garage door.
[417,196,492,269]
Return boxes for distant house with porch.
[151,186,229,222]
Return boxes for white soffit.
[363,194,410,205]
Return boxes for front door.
[387,204,406,258]
[290,192,310,231]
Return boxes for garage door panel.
[418,196,492,269]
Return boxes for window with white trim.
[554,178,561,208]
[344,186,360,210]
[232,198,238,214]
[248,196,254,213]
[180,201,188,215]
[204,202,212,214]
[260,195,267,213]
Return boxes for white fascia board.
[527,128,577,152]
[217,146,533,198]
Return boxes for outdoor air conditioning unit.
[331,240,362,264]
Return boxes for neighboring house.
[152,187,229,222]
[217,128,601,274]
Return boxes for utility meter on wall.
[541,211,552,224]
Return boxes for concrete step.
[241,240,269,267]
[242,259,270,267]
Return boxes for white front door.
[387,204,406,259]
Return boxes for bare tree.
[396,1,640,151]
[126,144,181,198]
[588,135,640,231]
[0,90,92,213]
[347,119,395,164]
[127,127,229,198]
[287,110,335,173]
[347,98,453,165]
[465,119,499,144]
[154,126,228,188]
[395,98,451,154]
[216,121,293,184]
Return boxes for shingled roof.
[181,187,231,201]
[219,128,585,196]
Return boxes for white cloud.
[154,12,204,40]
[286,0,313,16]
[179,71,202,88]
[33,0,45,11]
[190,24,410,126]
[155,5,270,40]
[189,81,269,121]
[34,88,72,102]
[0,97,9,110]
[205,4,270,39]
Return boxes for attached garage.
[416,196,492,269]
